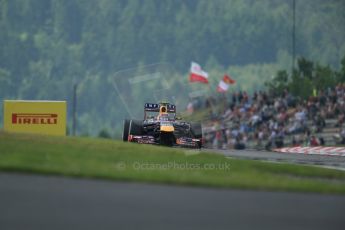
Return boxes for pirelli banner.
[3,100,67,136]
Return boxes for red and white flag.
[189,62,209,84]
[217,74,235,93]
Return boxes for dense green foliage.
[0,0,344,136]
[266,56,345,99]
[1,131,345,194]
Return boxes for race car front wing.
[128,135,202,148]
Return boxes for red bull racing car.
[122,102,202,148]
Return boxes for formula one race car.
[122,102,202,148]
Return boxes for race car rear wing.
[144,103,176,113]
[145,103,159,112]
[167,104,176,113]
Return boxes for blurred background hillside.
[0,0,344,137]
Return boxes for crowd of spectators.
[191,84,345,149]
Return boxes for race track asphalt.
[204,148,345,170]
[1,173,344,230]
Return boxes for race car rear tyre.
[129,120,143,135]
[122,119,130,141]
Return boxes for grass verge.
[1,131,345,194]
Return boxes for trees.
[266,56,344,99]
[0,0,344,134]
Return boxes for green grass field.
[1,131,345,194]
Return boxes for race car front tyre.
[122,119,130,141]
[191,122,203,148]
[190,122,202,138]
[129,120,143,135]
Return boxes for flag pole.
[206,74,217,118]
